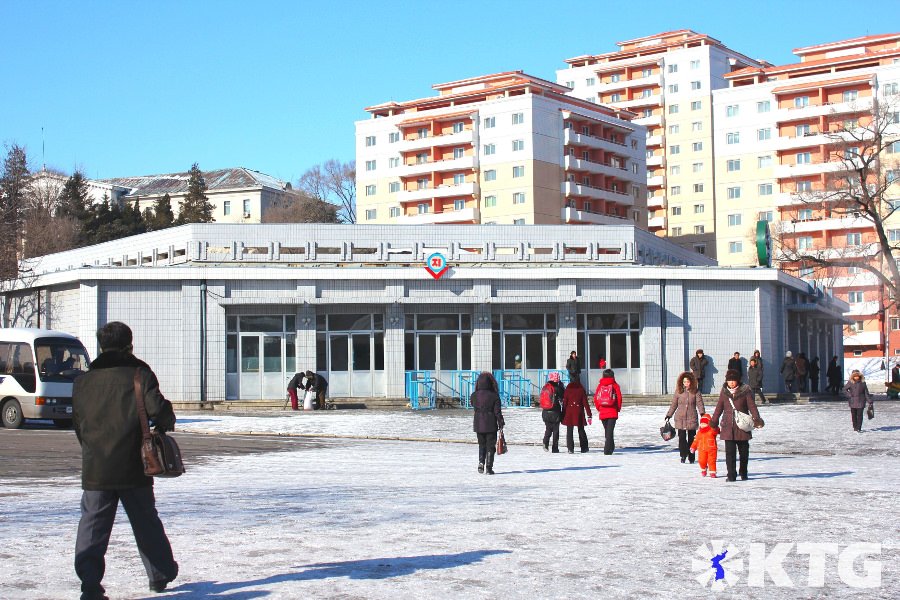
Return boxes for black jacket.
[73,351,175,491]
[541,381,564,424]
[287,372,304,391]
[565,357,581,378]
[304,373,328,392]
[471,372,504,433]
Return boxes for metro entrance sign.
[426,252,449,279]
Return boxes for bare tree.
[262,192,340,223]
[297,159,356,223]
[22,170,80,258]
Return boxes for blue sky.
[2,0,896,184]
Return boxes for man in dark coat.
[781,351,797,393]
[727,352,743,382]
[689,349,709,393]
[471,372,504,474]
[304,370,329,410]
[73,322,178,600]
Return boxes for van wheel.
[1,400,24,429]
[53,419,73,429]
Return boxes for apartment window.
[691,81,701,90]
[647,150,654,158]
[669,124,680,134]
[668,84,679,93]
[843,90,858,102]
[883,83,899,96]
[512,165,525,178]
[365,160,376,171]
[694,204,705,214]
[757,100,770,113]
[365,209,377,220]
[758,183,773,196]
[796,152,812,164]
[582,150,590,160]
[365,135,376,147]
[243,199,250,215]
[671,186,681,196]
[565,81,574,89]
[796,180,812,192]
[727,186,741,199]
[389,132,400,143]
[417,127,429,139]
[892,316,900,330]
[671,206,682,216]
[799,267,814,278]
[848,291,864,303]
[642,68,652,77]
[417,203,429,214]
[642,108,653,117]
[668,64,678,73]
[415,152,428,164]
[484,169,496,181]
[453,147,465,159]
[844,147,859,159]
[887,170,900,184]
[672,226,682,236]
[692,142,703,152]
[483,143,496,155]
[669,145,681,155]
[794,96,809,108]
[641,89,653,98]
[610,73,621,82]
[389,157,400,168]
[365,185,376,196]
[453,199,465,211]
[584,201,593,212]
[692,162,703,173]
[223,200,231,216]
[758,211,773,222]
[513,219,525,225]
[758,155,773,168]
[726,105,739,117]
[453,173,466,185]
[690,60,700,70]
[798,208,813,220]
[692,121,702,131]
[691,100,702,110]
[726,159,741,172]
[512,192,525,205]
[585,77,596,86]
[670,165,681,175]
[847,233,862,246]
[694,225,705,234]
[669,104,680,114]
[512,112,524,125]
[757,128,771,141]
[484,116,495,128]
[796,124,811,137]
[449,122,463,134]
[726,132,740,144]
[389,182,400,193]
[888,141,900,154]
[417,178,429,190]
[728,214,742,226]
[389,206,401,218]
[729,241,743,253]
[797,236,813,250]
[610,93,621,102]
[888,112,900,125]
[484,195,497,208]
[512,139,524,151]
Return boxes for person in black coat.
[727,352,743,382]
[826,356,842,395]
[471,371,505,475]
[304,370,328,410]
[540,372,564,453]
[565,351,581,384]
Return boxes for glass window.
[484,116,495,128]
[726,105,739,117]
[352,335,370,370]
[483,143,496,155]
[329,335,349,371]
[223,200,231,216]
[757,100,770,113]
[503,314,545,329]
[374,333,384,370]
[727,159,741,171]
[728,214,741,226]
[240,337,259,373]
[285,334,296,373]
[691,100,701,110]
[226,335,237,373]
[240,316,283,332]
[329,314,371,331]
[417,315,460,330]
[512,139,524,151]
[263,336,281,372]
[316,333,327,372]
[757,128,771,141]
[512,112,524,125]
[440,335,457,370]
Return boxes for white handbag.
[728,397,754,432]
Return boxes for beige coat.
[666,390,705,430]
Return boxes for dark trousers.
[850,407,864,431]
[810,376,819,393]
[601,418,617,455]
[784,378,795,393]
[543,421,560,451]
[677,429,696,461]
[75,487,176,599]
[477,431,497,465]
[566,425,588,453]
[798,375,808,392]
[724,440,750,481]
[751,386,767,405]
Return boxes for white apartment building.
[557,30,766,258]
[356,71,647,226]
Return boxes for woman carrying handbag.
[471,371,505,475]
[711,369,764,481]
[664,371,705,464]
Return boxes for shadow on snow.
[747,470,853,480]
[498,465,620,475]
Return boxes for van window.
[35,338,91,383]
[0,341,37,393]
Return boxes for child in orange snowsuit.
[690,413,719,478]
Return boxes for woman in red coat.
[594,368,623,455]
[561,379,591,453]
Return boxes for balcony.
[829,272,880,288]
[596,73,661,92]
[648,215,666,230]
[776,97,874,123]
[646,154,665,167]
[616,94,663,109]
[396,156,476,178]
[645,135,663,147]
[843,330,881,347]
[563,129,637,157]
[562,182,634,206]
[647,175,665,187]
[398,181,479,204]
[561,206,630,225]
[844,301,881,317]
[397,129,474,152]
[563,156,640,183]
[772,132,833,151]
[647,195,666,210]
[634,114,662,128]
[773,161,843,179]
[398,207,480,225]
[780,214,870,234]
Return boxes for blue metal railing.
[405,371,436,410]
[407,369,571,410]
[456,370,481,408]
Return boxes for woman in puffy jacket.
[842,369,873,432]
[471,371,504,475]
[594,368,623,455]
[561,379,591,453]
[664,371,705,464]
[711,369,764,481]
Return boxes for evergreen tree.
[57,170,91,222]
[0,144,30,279]
[150,192,175,230]
[177,163,214,223]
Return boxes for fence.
[405,369,570,410]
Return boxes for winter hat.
[725,369,741,382]
[598,358,607,368]
[785,351,793,358]
[548,372,560,382]
[699,413,711,428]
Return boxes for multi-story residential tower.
[558,30,766,258]
[356,71,646,226]
[713,34,900,373]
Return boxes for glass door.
[262,335,284,399]
[352,333,372,396]
[240,335,261,399]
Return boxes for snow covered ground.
[1,402,898,599]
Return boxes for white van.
[0,328,91,429]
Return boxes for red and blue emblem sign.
[426,252,449,279]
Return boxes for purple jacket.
[711,384,762,441]
[842,379,872,409]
